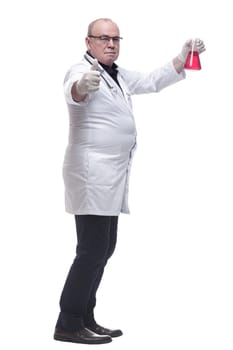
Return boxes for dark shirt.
[99,62,119,86]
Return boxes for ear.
[85,37,91,50]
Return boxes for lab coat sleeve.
[118,61,186,95]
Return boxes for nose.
[107,38,115,46]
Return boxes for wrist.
[173,57,185,73]
[177,53,186,64]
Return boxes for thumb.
[90,59,99,71]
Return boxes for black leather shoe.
[54,327,112,344]
[87,323,123,338]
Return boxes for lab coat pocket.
[87,152,118,186]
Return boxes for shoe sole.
[54,334,112,345]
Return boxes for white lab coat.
[62,53,185,215]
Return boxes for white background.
[0,0,233,349]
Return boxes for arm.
[71,59,100,102]
[118,62,185,95]
[118,39,205,95]
[173,38,206,73]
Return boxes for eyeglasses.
[88,35,123,44]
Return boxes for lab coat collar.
[84,52,118,73]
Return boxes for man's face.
[86,20,121,66]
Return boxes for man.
[54,18,205,345]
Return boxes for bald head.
[87,18,120,36]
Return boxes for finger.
[89,85,100,92]
[195,43,206,53]
[198,47,206,54]
[91,58,99,71]
[90,70,101,77]
[89,72,101,82]
[195,39,206,49]
[185,39,193,48]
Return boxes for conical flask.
[184,50,201,70]
[184,39,201,70]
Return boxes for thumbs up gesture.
[75,59,101,97]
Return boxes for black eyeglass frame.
[88,35,123,42]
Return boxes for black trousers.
[56,215,118,331]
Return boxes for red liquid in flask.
[184,51,201,70]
